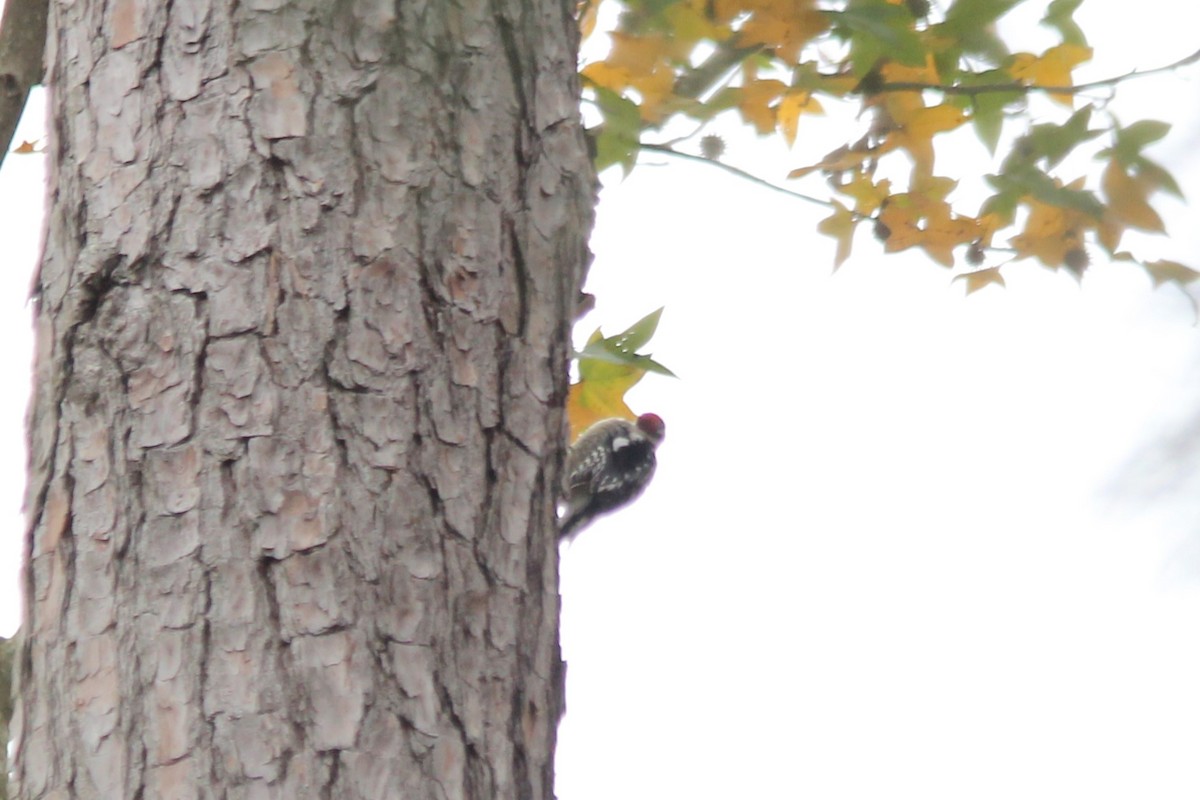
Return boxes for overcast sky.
[3,2,1200,799]
[558,2,1200,798]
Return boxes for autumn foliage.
[566,0,1197,429]
[578,0,1195,288]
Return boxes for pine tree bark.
[13,1,591,797]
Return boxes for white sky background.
[0,1,1198,798]
[558,1,1200,799]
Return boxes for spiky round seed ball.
[700,135,726,160]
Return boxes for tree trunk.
[13,1,591,797]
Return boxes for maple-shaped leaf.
[788,141,891,179]
[961,68,1022,154]
[662,1,729,44]
[1043,0,1088,47]
[838,172,891,215]
[889,104,968,175]
[1009,195,1087,267]
[877,200,923,253]
[578,0,601,40]
[582,32,684,123]
[818,201,856,268]
[1009,44,1092,105]
[835,0,926,74]
[777,91,823,147]
[588,86,643,173]
[1142,259,1200,288]
[915,206,981,266]
[1108,119,1171,167]
[738,0,829,62]
[567,309,675,441]
[567,362,641,442]
[1102,159,1165,233]
[1024,105,1100,168]
[738,79,788,135]
[955,267,1006,295]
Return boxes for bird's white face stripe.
[611,435,630,451]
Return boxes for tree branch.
[673,41,763,100]
[0,0,49,173]
[873,46,1200,98]
[639,141,836,209]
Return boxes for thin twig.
[873,46,1200,97]
[639,142,836,209]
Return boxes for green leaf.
[943,0,1021,30]
[612,306,663,352]
[590,86,643,174]
[830,0,926,73]
[1025,104,1101,168]
[574,308,677,378]
[576,344,677,377]
[1109,119,1171,166]
[1134,156,1184,199]
[980,185,1021,225]
[1043,0,1087,47]
[987,165,1104,217]
[940,0,1020,62]
[961,68,1022,153]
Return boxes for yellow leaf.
[1102,160,1165,233]
[581,61,631,95]
[878,199,923,252]
[1009,197,1085,267]
[917,207,980,267]
[1097,216,1124,253]
[605,32,672,73]
[976,212,1005,247]
[908,172,958,205]
[587,33,684,122]
[662,1,727,43]
[1009,44,1092,106]
[788,140,894,178]
[737,0,829,61]
[881,54,941,86]
[889,104,967,175]
[955,267,1007,295]
[777,91,823,147]
[906,104,967,140]
[739,79,787,135]
[873,177,978,266]
[578,0,600,41]
[839,173,891,216]
[1143,259,1200,288]
[817,201,856,269]
[567,371,641,442]
[712,0,741,23]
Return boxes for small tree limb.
[640,141,835,208]
[872,46,1200,98]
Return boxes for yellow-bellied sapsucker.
[560,413,665,540]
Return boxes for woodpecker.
[560,413,665,540]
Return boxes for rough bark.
[0,635,12,799]
[13,1,592,798]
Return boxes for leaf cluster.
[567,308,675,440]
[579,0,1198,293]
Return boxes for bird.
[559,413,665,541]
